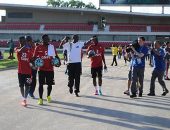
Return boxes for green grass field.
[0,52,63,70]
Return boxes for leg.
[39,85,43,99]
[149,70,157,95]
[130,67,138,97]
[29,69,37,96]
[67,63,75,94]
[47,85,52,97]
[46,71,55,97]
[157,71,168,94]
[74,63,81,95]
[38,71,45,99]
[138,68,144,96]
[115,55,118,66]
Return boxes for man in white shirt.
[60,35,91,97]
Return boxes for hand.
[104,65,107,70]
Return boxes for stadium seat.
[0,23,40,30]
[44,23,93,31]
[151,25,170,32]
[109,24,146,32]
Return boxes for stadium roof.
[0,3,170,17]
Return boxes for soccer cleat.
[47,96,51,103]
[94,90,98,95]
[21,100,27,107]
[99,90,103,96]
[38,98,43,105]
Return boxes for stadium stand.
[109,24,147,32]
[151,25,170,32]
[44,23,93,31]
[0,23,40,30]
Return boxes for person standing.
[148,40,169,96]
[60,35,91,97]
[111,45,118,66]
[164,42,170,80]
[86,36,107,95]
[33,34,61,105]
[8,39,15,59]
[130,37,148,98]
[15,36,32,107]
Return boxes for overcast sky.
[0,0,170,15]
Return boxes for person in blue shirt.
[148,40,169,96]
[130,37,148,98]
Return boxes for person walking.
[148,40,169,96]
[86,36,107,95]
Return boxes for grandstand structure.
[0,3,170,48]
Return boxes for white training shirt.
[63,41,84,63]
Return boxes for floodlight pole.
[162,6,164,14]
[130,5,132,12]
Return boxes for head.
[25,35,33,46]
[166,41,170,47]
[138,36,145,46]
[19,36,26,47]
[65,36,71,43]
[72,34,79,43]
[42,34,50,45]
[154,40,161,49]
[92,35,98,45]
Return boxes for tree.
[85,2,96,9]
[47,0,96,9]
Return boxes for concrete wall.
[4,8,170,25]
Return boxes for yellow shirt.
[111,47,118,55]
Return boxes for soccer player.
[148,40,169,96]
[33,34,61,105]
[25,36,37,98]
[87,36,107,95]
[15,36,32,107]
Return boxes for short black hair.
[138,36,145,41]
[19,36,25,41]
[42,34,48,40]
[25,35,32,41]
[154,40,161,45]
[165,41,170,45]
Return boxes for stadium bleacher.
[0,23,40,30]
[44,23,93,31]
[109,24,146,32]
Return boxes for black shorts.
[91,66,103,78]
[18,73,31,87]
[38,71,55,85]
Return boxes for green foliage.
[47,0,96,9]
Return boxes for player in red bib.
[87,36,107,95]
[33,34,61,105]
[15,36,32,107]
[25,36,37,99]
